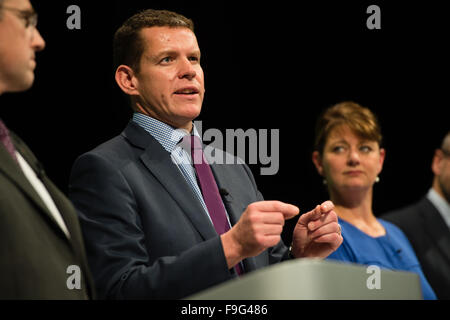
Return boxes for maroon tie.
[189,135,244,275]
[0,120,18,163]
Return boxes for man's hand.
[290,201,342,259]
[221,201,299,269]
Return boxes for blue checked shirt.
[132,112,231,228]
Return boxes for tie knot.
[180,134,205,166]
[190,135,203,150]
[180,134,203,151]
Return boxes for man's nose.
[32,28,46,52]
[178,57,196,80]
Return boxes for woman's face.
[313,125,385,193]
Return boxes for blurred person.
[311,101,436,299]
[0,0,94,299]
[383,130,450,299]
[69,9,342,299]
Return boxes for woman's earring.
[375,176,380,183]
[323,179,328,185]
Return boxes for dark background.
[1,1,448,244]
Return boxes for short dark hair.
[314,101,383,154]
[113,9,194,73]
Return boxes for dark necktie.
[0,119,18,163]
[189,135,244,275]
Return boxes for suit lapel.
[123,122,217,241]
[0,141,53,226]
[420,197,450,264]
[7,134,73,244]
[10,134,95,297]
[1,142,44,212]
[40,175,81,243]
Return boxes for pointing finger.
[320,200,334,214]
[281,203,300,220]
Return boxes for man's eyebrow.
[154,50,177,58]
[149,49,201,61]
[191,50,201,57]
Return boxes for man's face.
[0,0,45,94]
[132,26,205,131]
[433,147,450,204]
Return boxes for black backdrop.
[1,0,448,244]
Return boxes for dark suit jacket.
[69,121,288,299]
[0,132,95,299]
[383,196,450,299]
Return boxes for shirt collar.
[132,112,201,153]
[426,188,450,227]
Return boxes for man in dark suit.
[69,9,342,299]
[0,0,94,299]
[383,131,450,299]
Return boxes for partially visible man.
[69,9,342,299]
[0,0,94,299]
[383,130,450,299]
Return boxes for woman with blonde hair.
[312,101,436,299]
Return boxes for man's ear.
[431,149,444,176]
[115,65,139,96]
[312,151,324,176]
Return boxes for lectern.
[187,258,422,299]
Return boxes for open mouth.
[174,87,200,95]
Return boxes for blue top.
[327,218,437,300]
